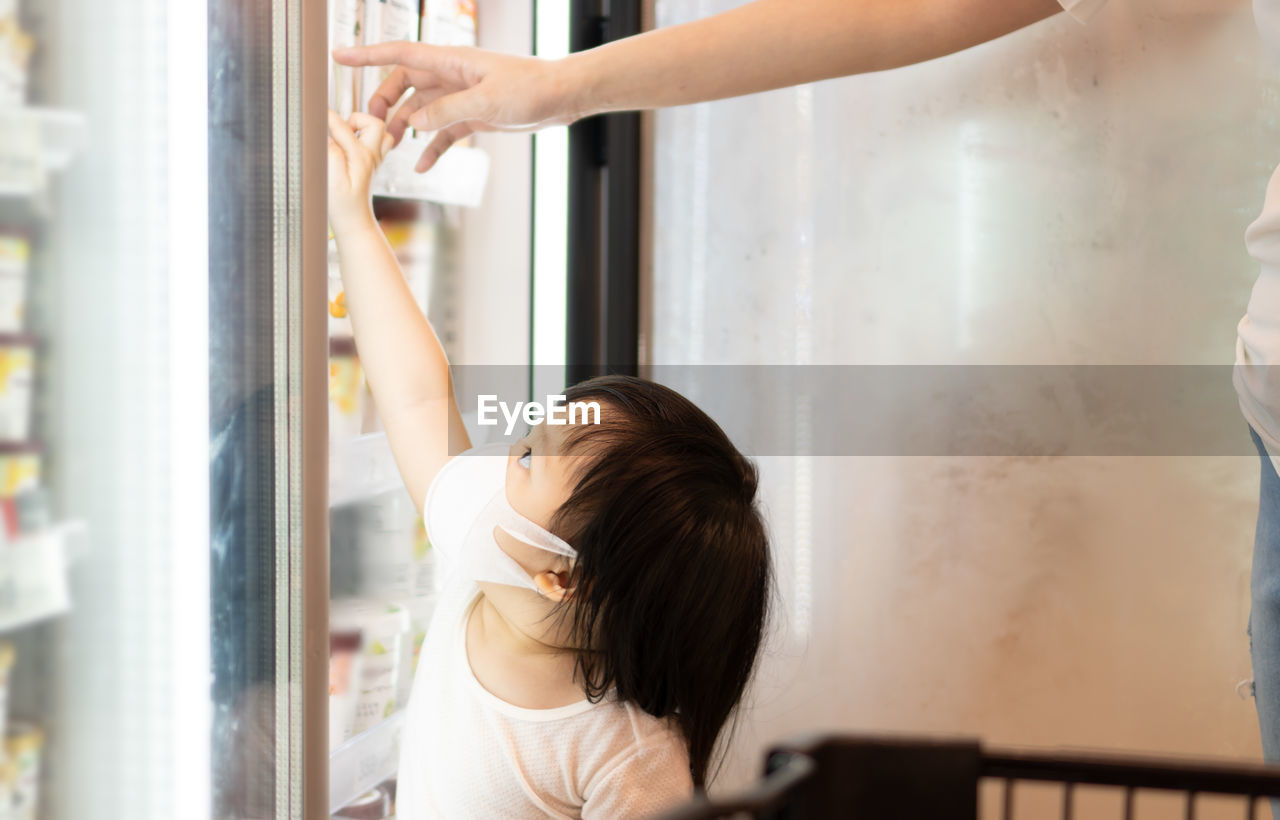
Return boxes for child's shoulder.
[569,695,686,763]
[577,702,693,814]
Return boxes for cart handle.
[656,752,816,820]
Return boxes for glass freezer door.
[2,0,329,816]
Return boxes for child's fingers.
[328,108,355,140]
[348,112,389,159]
[327,137,346,178]
[327,109,368,173]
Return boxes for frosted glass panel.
[651,0,1276,792]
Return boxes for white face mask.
[424,443,578,594]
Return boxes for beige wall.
[650,1,1274,812]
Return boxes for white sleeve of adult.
[1057,0,1107,23]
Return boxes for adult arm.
[335,0,1066,170]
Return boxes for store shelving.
[371,136,489,207]
[0,107,86,197]
[329,709,405,813]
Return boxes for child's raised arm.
[327,110,471,511]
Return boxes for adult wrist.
[554,48,605,122]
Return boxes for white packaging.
[393,593,439,708]
[420,0,476,47]
[0,337,35,442]
[332,598,411,734]
[354,490,420,600]
[0,233,28,333]
[361,0,419,114]
[0,15,32,109]
[331,0,366,118]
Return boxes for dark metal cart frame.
[660,734,1280,820]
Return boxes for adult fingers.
[415,122,474,173]
[366,66,415,121]
[332,40,425,68]
[386,86,440,143]
[409,87,486,133]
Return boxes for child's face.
[498,421,589,590]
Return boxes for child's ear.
[533,570,575,603]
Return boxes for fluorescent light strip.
[167,0,211,813]
[532,1,569,396]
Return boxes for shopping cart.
[657,734,1280,819]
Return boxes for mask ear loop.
[500,526,575,600]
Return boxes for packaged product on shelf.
[361,0,419,116]
[420,0,476,47]
[13,487,49,534]
[0,756,14,820]
[0,641,13,743]
[394,593,438,709]
[353,490,420,600]
[328,238,353,337]
[0,444,39,500]
[378,216,436,317]
[410,514,434,597]
[6,721,41,820]
[329,629,364,751]
[331,0,366,118]
[329,336,365,445]
[331,598,411,735]
[334,785,391,820]
[0,336,34,442]
[0,231,29,333]
[0,12,33,108]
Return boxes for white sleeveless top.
[394,577,693,818]
[1232,0,1280,468]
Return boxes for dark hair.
[548,375,772,788]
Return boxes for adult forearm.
[563,0,1063,117]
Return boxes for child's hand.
[327,110,395,235]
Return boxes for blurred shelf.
[330,433,404,508]
[0,520,87,633]
[330,709,405,813]
[0,108,87,198]
[371,138,489,208]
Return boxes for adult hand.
[333,42,585,172]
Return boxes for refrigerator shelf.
[0,107,87,197]
[330,708,405,813]
[371,138,489,208]
[330,432,404,508]
[0,520,86,633]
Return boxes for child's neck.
[466,590,587,710]
[475,591,566,657]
